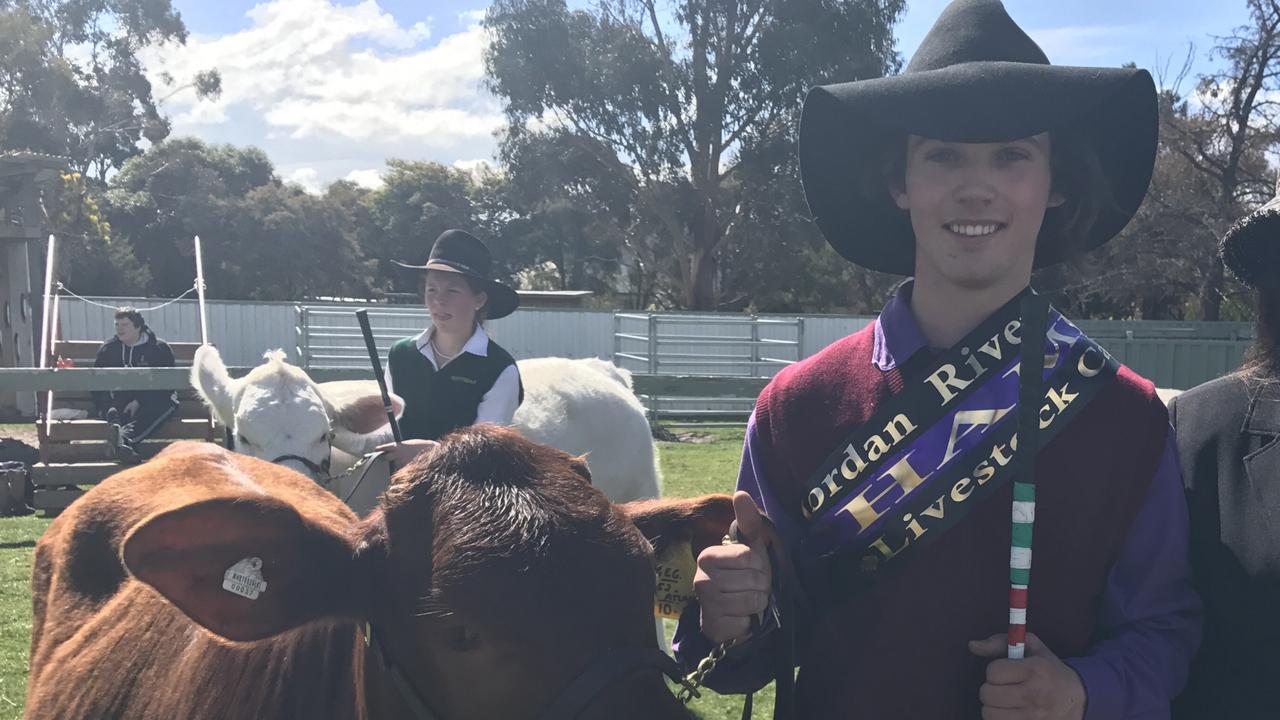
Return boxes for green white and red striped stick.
[1008,294,1049,659]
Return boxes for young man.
[675,1,1201,717]
[93,307,179,463]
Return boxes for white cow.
[190,346,662,513]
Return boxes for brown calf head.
[121,429,734,720]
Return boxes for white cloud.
[344,168,385,189]
[452,158,491,173]
[458,9,487,26]
[143,0,502,180]
[286,167,323,193]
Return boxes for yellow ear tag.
[654,541,696,620]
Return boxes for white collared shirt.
[384,324,522,426]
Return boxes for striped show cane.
[1008,292,1049,660]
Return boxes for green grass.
[0,424,761,719]
[656,426,777,720]
[0,517,50,720]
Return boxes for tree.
[484,0,905,310]
[232,183,371,301]
[365,160,485,297]
[1162,0,1280,320]
[0,0,221,180]
[104,138,275,298]
[102,138,377,301]
[490,130,634,299]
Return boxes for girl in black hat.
[377,229,523,467]
[676,1,1200,718]
[1169,189,1280,719]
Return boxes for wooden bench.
[32,340,215,513]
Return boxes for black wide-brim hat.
[393,229,520,319]
[1221,189,1280,291]
[799,0,1158,276]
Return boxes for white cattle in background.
[190,346,662,514]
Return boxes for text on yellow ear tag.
[654,540,696,620]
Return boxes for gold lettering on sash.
[977,335,1006,361]
[941,406,1013,466]
[838,451,933,532]
[1039,383,1079,429]
[870,535,909,561]
[974,460,996,484]
[863,434,890,463]
[920,496,946,520]
[1004,320,1022,345]
[926,363,971,404]
[991,443,1014,467]
[962,347,985,375]
[903,512,927,540]
[951,476,974,502]
[884,413,916,444]
[1078,346,1107,378]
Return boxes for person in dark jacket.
[1170,184,1280,719]
[93,307,179,464]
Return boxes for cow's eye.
[446,626,481,653]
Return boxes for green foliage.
[484,0,905,310]
[0,0,220,179]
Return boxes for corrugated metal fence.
[53,296,1254,398]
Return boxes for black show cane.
[356,309,403,444]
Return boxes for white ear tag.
[222,556,268,600]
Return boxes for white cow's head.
[191,345,403,480]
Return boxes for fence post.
[796,316,806,364]
[296,305,309,369]
[647,314,658,375]
[750,315,760,377]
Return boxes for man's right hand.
[693,491,773,644]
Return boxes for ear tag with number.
[223,556,268,600]
[654,541,696,620]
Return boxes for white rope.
[55,282,199,312]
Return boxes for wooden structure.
[0,152,68,418]
[32,338,213,512]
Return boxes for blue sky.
[154,0,1252,192]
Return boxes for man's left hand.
[969,632,1086,720]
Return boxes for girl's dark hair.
[1238,288,1280,382]
[860,129,1117,258]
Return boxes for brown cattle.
[26,426,734,719]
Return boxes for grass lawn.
[0,423,764,719]
[655,425,777,720]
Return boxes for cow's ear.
[318,381,406,454]
[190,344,239,427]
[618,494,735,560]
[122,497,376,641]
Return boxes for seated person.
[92,308,179,464]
